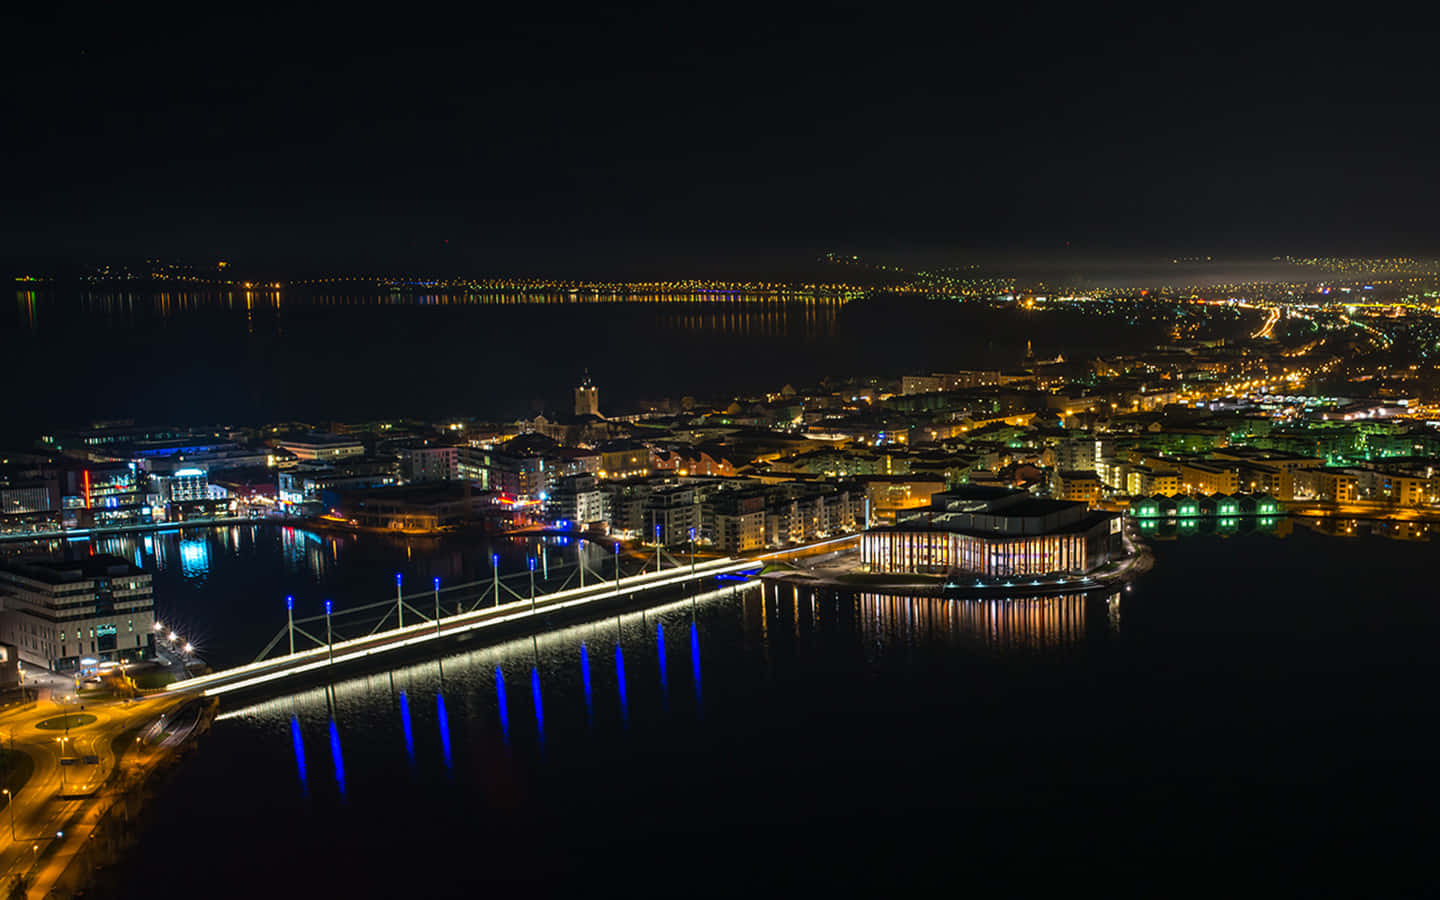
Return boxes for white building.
[0,556,156,671]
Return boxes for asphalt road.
[0,688,189,896]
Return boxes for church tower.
[574,370,600,418]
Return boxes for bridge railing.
[168,555,757,696]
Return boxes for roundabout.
[34,714,97,731]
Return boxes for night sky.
[8,5,1440,275]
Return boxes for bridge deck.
[169,556,763,698]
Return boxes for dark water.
[77,525,1440,897]
[5,287,1192,433]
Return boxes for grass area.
[34,714,97,731]
[131,670,176,691]
[0,749,34,804]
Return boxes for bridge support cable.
[292,625,327,649]
[366,605,398,637]
[401,600,434,623]
[252,627,290,664]
[464,585,496,613]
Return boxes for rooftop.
[0,555,145,584]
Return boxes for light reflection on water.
[218,581,1121,813]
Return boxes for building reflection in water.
[860,590,1119,652]
[745,582,1121,657]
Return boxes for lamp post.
[2,788,14,840]
[528,556,536,612]
[654,524,662,571]
[395,573,404,629]
[491,553,500,608]
[614,542,621,594]
[433,577,441,637]
[56,737,69,794]
[286,595,295,656]
[689,526,696,577]
[324,600,334,664]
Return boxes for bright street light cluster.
[152,621,194,656]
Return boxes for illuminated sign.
[97,624,117,637]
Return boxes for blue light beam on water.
[657,622,668,710]
[531,667,545,748]
[615,643,629,727]
[328,719,346,803]
[399,691,415,769]
[290,716,308,797]
[436,693,453,772]
[495,666,510,744]
[691,621,702,718]
[580,642,593,726]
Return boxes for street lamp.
[433,577,441,636]
[56,737,70,793]
[491,553,500,609]
[286,595,295,656]
[324,600,334,663]
[395,573,404,629]
[2,788,14,840]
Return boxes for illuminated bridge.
[166,536,858,702]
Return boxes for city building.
[644,485,701,545]
[862,486,1121,577]
[329,483,488,532]
[0,477,60,534]
[272,433,366,462]
[400,446,460,482]
[545,474,610,530]
[1054,470,1106,504]
[59,464,147,528]
[0,556,156,671]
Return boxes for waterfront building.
[861,486,1121,577]
[483,449,550,500]
[644,485,701,545]
[330,483,487,532]
[0,477,60,534]
[0,556,156,671]
[59,464,146,528]
[545,474,610,530]
[761,481,862,547]
[708,488,767,553]
[400,445,459,482]
[277,460,395,513]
